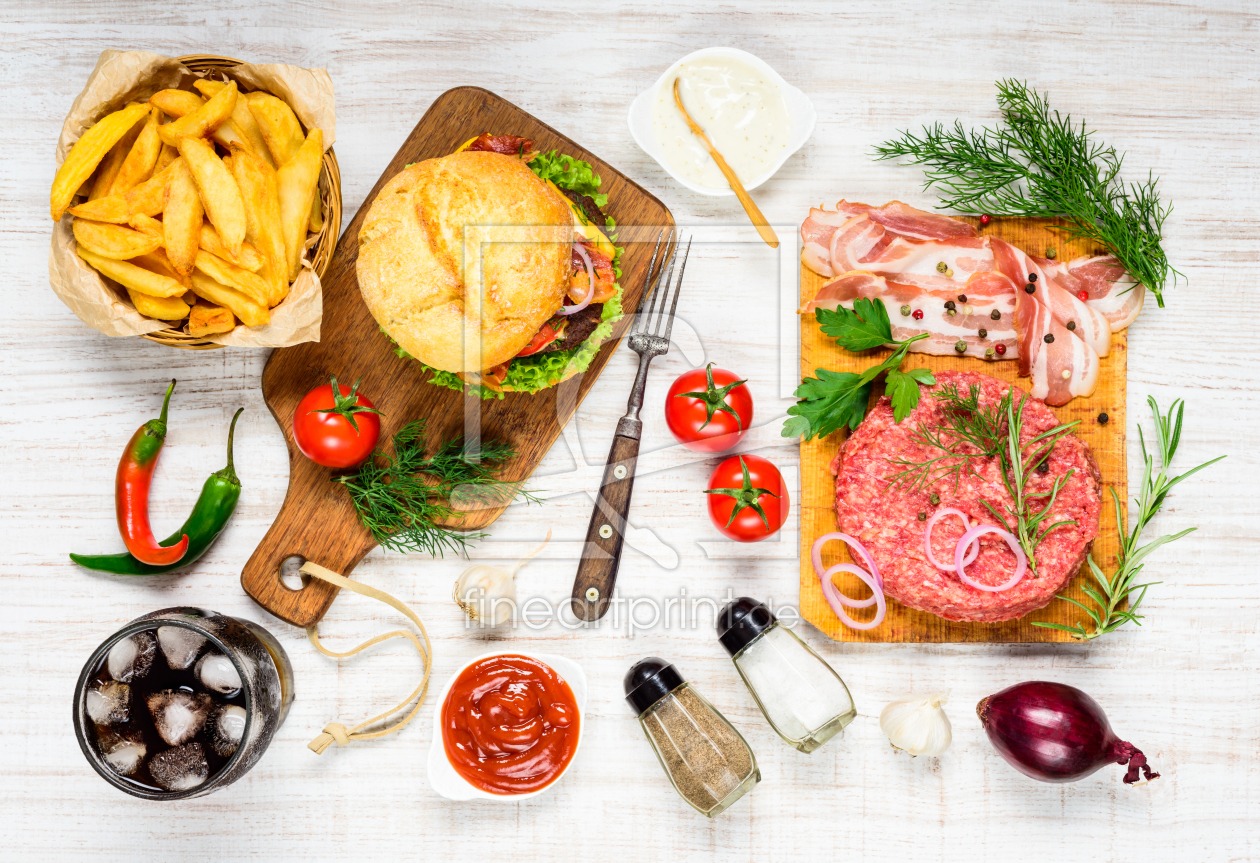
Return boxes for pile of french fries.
[51,79,326,338]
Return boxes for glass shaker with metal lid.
[624,657,759,817]
[716,597,856,753]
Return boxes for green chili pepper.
[71,409,244,576]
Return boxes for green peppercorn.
[947,309,957,317]
[954,340,967,353]
[929,493,940,506]
[1044,333,1055,344]
[1046,247,1057,259]
[985,347,996,359]
[917,511,927,521]
[990,309,1001,321]
[901,304,912,316]
[936,261,948,273]
[978,327,988,338]
[1067,320,1076,331]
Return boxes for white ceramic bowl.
[627,47,816,197]
[427,650,587,802]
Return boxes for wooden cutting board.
[799,218,1127,643]
[241,87,674,628]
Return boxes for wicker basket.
[140,54,342,350]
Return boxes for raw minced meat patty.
[830,370,1101,622]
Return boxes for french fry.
[194,250,270,306]
[164,160,203,276]
[67,159,180,224]
[195,80,274,167]
[188,301,236,337]
[131,249,191,289]
[78,247,187,297]
[127,288,190,321]
[200,224,264,272]
[71,219,161,260]
[158,81,238,147]
[229,146,288,303]
[245,92,304,166]
[276,128,323,281]
[155,143,178,172]
[308,194,324,234]
[189,272,270,327]
[128,213,163,238]
[177,136,247,254]
[151,88,250,153]
[89,118,144,200]
[109,106,162,196]
[51,101,151,220]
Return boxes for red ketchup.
[441,654,580,794]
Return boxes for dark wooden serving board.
[241,87,674,628]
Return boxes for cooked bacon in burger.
[570,241,617,304]
[466,133,535,157]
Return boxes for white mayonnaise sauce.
[651,56,792,191]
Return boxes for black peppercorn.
[1067,320,1076,331]
[1029,273,1038,282]
[1025,284,1036,294]
[1044,333,1055,343]
[978,327,988,338]
[990,309,1001,320]
[957,294,968,303]
[1037,461,1050,474]
[1098,412,1110,425]
[917,512,927,521]
[944,300,956,310]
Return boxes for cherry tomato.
[705,454,788,542]
[516,320,563,357]
[665,363,753,453]
[294,376,382,468]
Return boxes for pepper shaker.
[716,597,856,753]
[624,657,759,817]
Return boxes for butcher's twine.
[298,561,432,754]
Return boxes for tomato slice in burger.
[516,320,565,357]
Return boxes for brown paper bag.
[48,49,336,347]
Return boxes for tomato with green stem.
[294,376,383,468]
[666,363,752,453]
[705,454,789,542]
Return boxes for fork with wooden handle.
[571,230,690,621]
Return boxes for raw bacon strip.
[800,201,975,277]
[1067,254,1145,330]
[865,201,978,241]
[828,214,995,290]
[991,240,1111,358]
[801,271,1018,359]
[801,204,868,277]
[1013,288,1099,406]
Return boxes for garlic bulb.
[452,530,550,627]
[880,692,952,757]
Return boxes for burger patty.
[829,370,1101,623]
[538,303,604,354]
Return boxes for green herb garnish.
[1034,397,1223,639]
[874,79,1180,307]
[335,420,541,556]
[783,298,935,441]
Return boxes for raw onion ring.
[810,533,885,630]
[560,242,595,316]
[924,507,978,570]
[953,525,1027,592]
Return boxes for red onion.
[923,508,978,570]
[811,533,885,630]
[977,681,1159,785]
[954,525,1025,591]
[560,242,595,315]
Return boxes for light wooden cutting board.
[799,218,1127,643]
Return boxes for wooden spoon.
[672,77,779,249]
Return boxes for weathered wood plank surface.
[1,2,1257,861]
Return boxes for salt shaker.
[716,597,856,753]
[624,657,759,817]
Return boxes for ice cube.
[95,726,146,776]
[146,689,212,746]
[85,680,130,725]
[147,742,209,792]
[107,631,156,682]
[196,652,242,694]
[210,704,247,757]
[157,626,207,670]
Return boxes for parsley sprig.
[1034,397,1224,639]
[783,298,935,441]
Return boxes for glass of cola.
[72,607,294,800]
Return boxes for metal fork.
[571,230,691,622]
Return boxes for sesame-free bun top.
[356,151,573,373]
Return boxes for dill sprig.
[886,384,1007,492]
[873,79,1181,307]
[334,420,541,556]
[1034,398,1224,639]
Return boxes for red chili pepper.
[116,380,189,566]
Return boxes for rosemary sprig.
[1034,398,1224,639]
[874,79,1181,307]
[334,420,541,556]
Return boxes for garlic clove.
[879,691,952,757]
[452,531,551,627]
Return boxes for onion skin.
[977,681,1159,785]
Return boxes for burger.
[356,133,623,398]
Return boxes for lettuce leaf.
[528,150,607,208]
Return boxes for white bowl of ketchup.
[427,651,587,802]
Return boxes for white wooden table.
[3,3,1257,860]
